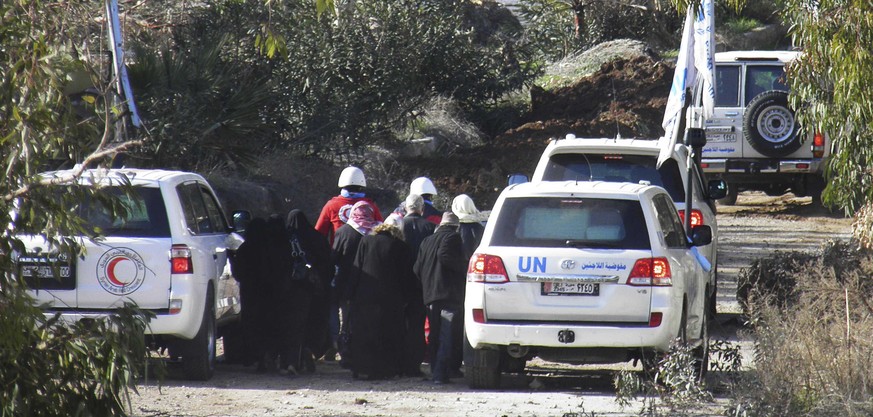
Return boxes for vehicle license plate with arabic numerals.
[542,282,599,296]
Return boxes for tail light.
[812,132,825,158]
[170,244,193,274]
[627,257,672,286]
[678,209,704,227]
[467,253,509,283]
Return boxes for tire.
[716,181,738,206]
[500,349,527,373]
[220,320,246,365]
[743,90,803,157]
[465,344,501,389]
[693,304,710,381]
[707,280,718,321]
[182,290,216,381]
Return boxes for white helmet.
[338,166,366,188]
[410,177,437,196]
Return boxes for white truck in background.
[701,50,829,205]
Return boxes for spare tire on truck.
[743,90,803,157]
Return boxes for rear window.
[542,153,685,202]
[18,186,171,238]
[745,64,788,105]
[715,65,741,107]
[489,197,650,249]
[81,187,170,237]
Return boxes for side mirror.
[683,127,707,149]
[507,173,529,186]
[232,210,252,235]
[690,225,712,247]
[708,179,728,200]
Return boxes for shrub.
[729,240,873,416]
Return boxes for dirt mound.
[509,55,671,142]
[413,54,674,208]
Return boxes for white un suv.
[15,169,243,380]
[530,136,726,317]
[701,50,829,205]
[463,181,712,389]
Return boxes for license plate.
[21,265,72,279]
[706,133,737,143]
[541,282,599,296]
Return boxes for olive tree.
[781,0,873,214]
[1,2,152,415]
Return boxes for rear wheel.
[465,343,501,389]
[182,289,216,381]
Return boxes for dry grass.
[730,240,873,416]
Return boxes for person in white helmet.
[409,177,442,225]
[314,166,384,245]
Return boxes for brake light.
[627,257,672,286]
[677,209,704,227]
[170,244,193,274]
[700,162,710,169]
[467,254,509,283]
[472,308,487,323]
[812,132,825,158]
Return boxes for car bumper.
[464,314,679,353]
[701,158,823,175]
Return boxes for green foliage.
[127,36,278,172]
[515,0,682,62]
[1,2,154,416]
[0,292,154,417]
[723,16,762,34]
[613,341,713,416]
[782,0,873,213]
[121,0,538,166]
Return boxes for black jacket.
[413,227,467,306]
[458,222,485,261]
[402,212,435,260]
[332,224,365,301]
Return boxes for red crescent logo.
[107,257,128,286]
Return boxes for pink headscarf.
[347,201,380,235]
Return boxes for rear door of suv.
[482,195,655,324]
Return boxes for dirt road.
[129,193,852,417]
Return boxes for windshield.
[490,197,650,249]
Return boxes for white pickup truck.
[701,50,829,205]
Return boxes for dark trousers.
[427,301,460,382]
[403,303,426,375]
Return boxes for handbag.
[290,236,324,294]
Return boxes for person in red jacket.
[315,166,384,245]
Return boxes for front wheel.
[465,341,501,389]
[182,290,216,381]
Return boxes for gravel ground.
[129,192,852,417]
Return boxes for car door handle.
[724,112,739,117]
[213,253,218,260]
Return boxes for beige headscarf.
[451,194,489,224]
